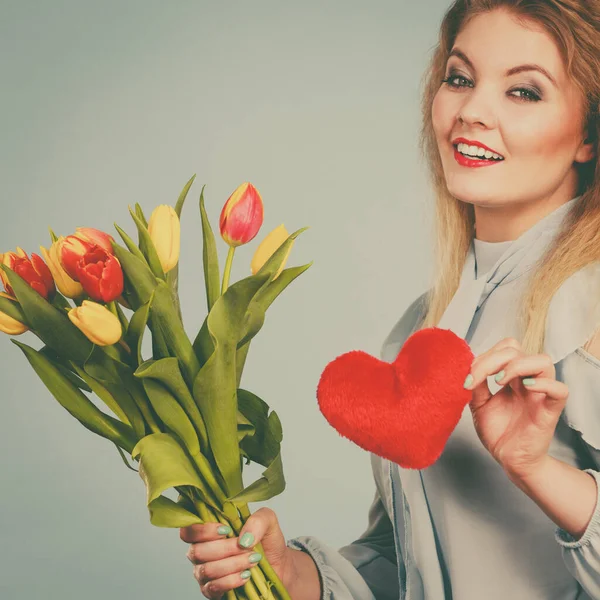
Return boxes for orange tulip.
[74,227,115,255]
[1,248,55,300]
[219,182,264,247]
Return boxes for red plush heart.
[317,327,475,469]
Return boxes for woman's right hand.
[180,507,297,599]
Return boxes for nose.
[457,89,497,128]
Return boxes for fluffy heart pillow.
[316,327,474,469]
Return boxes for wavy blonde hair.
[418,0,600,355]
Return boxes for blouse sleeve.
[286,482,399,600]
[553,347,600,598]
[284,291,430,599]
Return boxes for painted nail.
[463,374,473,389]
[249,552,262,564]
[239,532,255,548]
[494,370,505,383]
[241,569,252,580]
[217,525,232,535]
[523,378,536,386]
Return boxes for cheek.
[503,107,582,158]
[431,91,451,137]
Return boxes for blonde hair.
[418,0,600,354]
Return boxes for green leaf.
[191,272,270,497]
[150,280,200,386]
[111,242,158,309]
[114,223,148,265]
[132,433,218,515]
[114,443,139,472]
[227,452,285,506]
[1,266,93,363]
[135,203,149,228]
[13,340,138,453]
[48,227,59,244]
[129,206,166,281]
[134,357,209,456]
[147,494,202,528]
[125,296,152,366]
[237,409,255,444]
[0,295,28,326]
[71,363,131,425]
[199,184,221,313]
[237,389,282,467]
[141,378,201,456]
[83,347,147,438]
[38,347,92,392]
[175,174,196,218]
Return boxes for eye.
[441,70,542,103]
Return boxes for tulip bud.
[74,227,115,255]
[40,239,84,298]
[1,249,56,300]
[219,182,264,247]
[148,204,180,273]
[68,300,122,346]
[250,224,292,281]
[0,293,28,335]
[59,235,95,281]
[76,247,124,303]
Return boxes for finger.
[180,522,232,544]
[470,337,523,371]
[193,550,262,584]
[199,568,255,597]
[187,537,247,565]
[493,353,555,386]
[466,346,522,391]
[236,507,280,551]
[513,376,569,405]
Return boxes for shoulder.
[379,290,430,362]
[544,261,600,364]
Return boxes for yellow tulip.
[250,224,292,281]
[68,301,122,346]
[0,293,28,336]
[148,204,180,273]
[40,239,84,299]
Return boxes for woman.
[180,1,600,598]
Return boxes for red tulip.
[76,246,124,303]
[59,235,95,281]
[219,182,264,247]
[1,247,56,300]
[74,227,115,255]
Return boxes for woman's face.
[431,8,593,220]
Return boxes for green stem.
[221,246,236,295]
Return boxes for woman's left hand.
[465,337,569,479]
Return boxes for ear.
[575,124,596,163]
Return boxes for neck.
[474,189,578,242]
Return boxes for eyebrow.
[448,48,558,88]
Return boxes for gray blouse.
[288,195,600,599]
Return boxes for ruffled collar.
[436,195,600,363]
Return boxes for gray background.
[0,1,444,597]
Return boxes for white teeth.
[456,142,503,160]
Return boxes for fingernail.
[249,552,262,564]
[217,525,231,536]
[494,370,505,383]
[239,532,255,548]
[463,374,473,389]
[523,378,536,386]
[241,569,252,580]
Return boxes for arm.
[286,483,399,600]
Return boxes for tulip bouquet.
[0,177,311,600]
